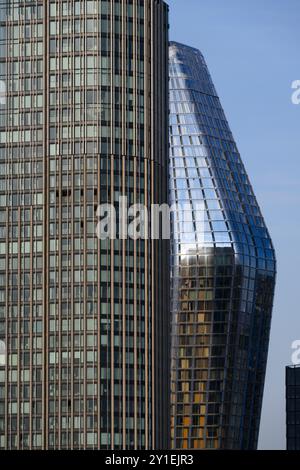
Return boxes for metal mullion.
[121,157,126,449]
[96,44,102,450]
[109,0,115,451]
[83,150,87,449]
[57,131,62,449]
[143,1,150,449]
[132,0,138,450]
[149,0,156,449]
[4,5,10,448]
[92,162,97,451]
[42,0,49,450]
[17,206,21,450]
[70,19,75,450]
[4,207,8,449]
[16,11,22,450]
[121,0,127,450]
[144,158,149,449]
[29,205,33,450]
[93,43,99,450]
[133,161,138,451]
[29,6,39,447]
[56,36,61,451]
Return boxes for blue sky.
[168,0,300,449]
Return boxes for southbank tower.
[0,0,169,450]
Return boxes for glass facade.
[169,42,276,450]
[0,0,169,450]
[286,365,300,450]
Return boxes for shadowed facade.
[0,0,169,450]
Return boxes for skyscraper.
[0,0,169,450]
[169,42,276,450]
[286,365,300,450]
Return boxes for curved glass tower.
[0,0,169,450]
[169,42,276,450]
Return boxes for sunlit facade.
[0,0,169,450]
[169,42,276,450]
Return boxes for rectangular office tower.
[169,42,276,449]
[0,0,170,449]
[286,365,300,450]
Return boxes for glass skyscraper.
[169,42,276,450]
[286,365,300,450]
[0,0,169,450]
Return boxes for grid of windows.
[286,366,300,450]
[0,0,169,450]
[169,42,276,450]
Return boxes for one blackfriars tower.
[169,42,276,450]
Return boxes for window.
[0,340,5,366]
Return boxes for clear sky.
[168,0,300,449]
